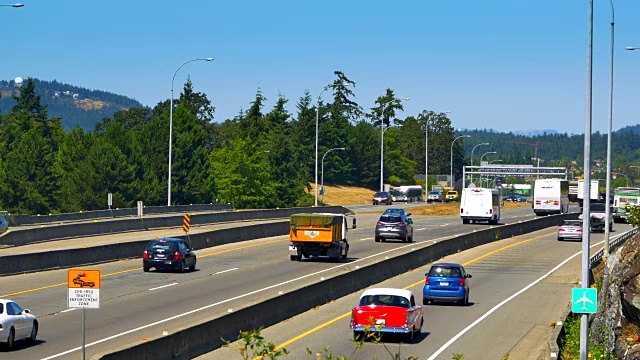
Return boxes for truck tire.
[290,254,302,261]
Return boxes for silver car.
[375,214,414,242]
[557,220,583,241]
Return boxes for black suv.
[373,191,392,205]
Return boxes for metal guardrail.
[589,227,638,267]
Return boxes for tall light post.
[167,58,214,206]
[425,111,451,203]
[0,3,23,6]
[321,147,346,203]
[479,151,496,187]
[379,98,410,191]
[470,142,489,185]
[615,172,629,187]
[604,0,615,257]
[450,135,470,188]
[315,83,350,206]
[580,1,594,358]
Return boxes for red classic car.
[350,288,423,342]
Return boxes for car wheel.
[189,258,196,271]
[6,328,15,350]
[423,298,430,305]
[557,237,562,241]
[462,218,470,224]
[381,237,386,242]
[405,327,415,343]
[464,292,469,306]
[29,321,38,343]
[178,260,185,272]
[143,266,150,272]
[374,237,380,242]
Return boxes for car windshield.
[429,191,440,195]
[147,240,178,251]
[428,266,462,278]
[374,192,388,197]
[562,220,581,227]
[447,191,456,195]
[379,215,402,223]
[359,294,410,308]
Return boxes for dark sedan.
[503,195,527,202]
[373,191,392,205]
[143,238,196,272]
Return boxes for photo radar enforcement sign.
[68,269,100,309]
[183,213,191,233]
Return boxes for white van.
[460,188,501,224]
[533,179,569,215]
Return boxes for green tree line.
[0,73,464,214]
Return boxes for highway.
[0,203,566,359]
[206,221,629,360]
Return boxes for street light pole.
[167,58,214,206]
[580,1,594,358]
[604,0,615,257]
[379,98,410,192]
[321,147,346,203]
[315,83,350,206]
[470,142,489,185]
[479,151,496,187]
[450,135,471,188]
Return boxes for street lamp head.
[626,47,640,51]
[337,147,346,150]
[462,135,471,138]
[204,58,215,61]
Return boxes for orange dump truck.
[288,213,355,262]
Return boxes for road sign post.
[68,269,100,360]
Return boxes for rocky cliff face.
[591,232,640,359]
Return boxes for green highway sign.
[572,288,597,314]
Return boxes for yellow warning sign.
[68,269,101,289]
[183,214,191,233]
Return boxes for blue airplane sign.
[571,288,597,314]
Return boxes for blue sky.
[2,0,639,134]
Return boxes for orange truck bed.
[289,213,342,243]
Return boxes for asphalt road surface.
[206,223,630,360]
[0,202,576,359]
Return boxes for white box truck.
[577,179,599,207]
[460,188,501,224]
[533,179,569,215]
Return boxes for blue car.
[423,263,471,305]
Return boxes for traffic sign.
[571,288,597,314]
[68,269,100,309]
[183,214,191,233]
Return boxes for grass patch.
[558,313,613,359]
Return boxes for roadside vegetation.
[226,327,515,360]
[558,314,612,359]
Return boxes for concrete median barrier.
[92,213,578,360]
[0,206,351,248]
[0,221,290,276]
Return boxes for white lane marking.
[416,228,426,231]
[360,237,373,241]
[149,283,178,291]
[42,233,456,360]
[212,268,239,275]
[511,216,518,218]
[440,223,449,227]
[60,308,76,313]
[427,238,605,360]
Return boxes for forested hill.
[0,78,145,130]
[462,128,640,166]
